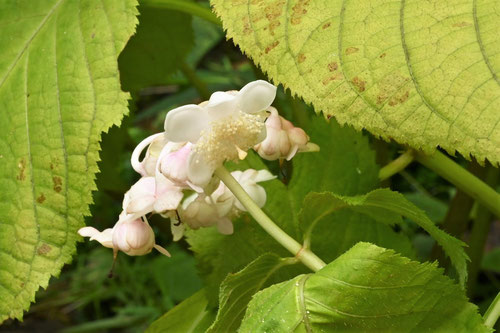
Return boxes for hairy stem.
[379,150,414,181]
[415,150,500,219]
[140,0,222,26]
[484,292,500,329]
[215,166,326,272]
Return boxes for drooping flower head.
[164,80,277,187]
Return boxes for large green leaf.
[187,117,413,302]
[146,289,215,333]
[0,0,138,321]
[240,243,490,333]
[211,0,500,164]
[207,253,294,333]
[300,190,468,286]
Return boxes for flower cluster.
[79,80,317,258]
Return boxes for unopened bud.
[112,218,156,256]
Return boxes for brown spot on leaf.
[379,53,386,58]
[243,16,253,34]
[50,163,54,170]
[322,73,343,85]
[264,0,285,36]
[53,176,62,193]
[388,90,410,106]
[322,22,331,29]
[37,194,46,204]
[327,62,338,72]
[17,158,26,181]
[291,0,310,25]
[297,53,306,63]
[452,21,471,28]
[345,47,359,55]
[265,40,280,54]
[37,244,52,255]
[351,77,366,92]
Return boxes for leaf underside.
[211,0,500,164]
[240,243,490,333]
[0,0,138,321]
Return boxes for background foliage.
[0,0,499,332]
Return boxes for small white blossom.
[78,218,170,257]
[254,107,319,161]
[179,169,275,236]
[164,80,277,187]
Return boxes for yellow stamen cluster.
[194,111,264,167]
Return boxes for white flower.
[254,107,319,161]
[164,80,277,187]
[179,169,275,236]
[131,133,166,177]
[122,174,184,220]
[78,218,170,257]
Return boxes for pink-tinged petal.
[164,105,209,143]
[154,244,172,257]
[131,133,165,176]
[187,151,216,187]
[160,143,191,184]
[126,195,155,215]
[123,177,156,215]
[205,91,238,120]
[237,80,277,114]
[217,217,234,235]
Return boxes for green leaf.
[118,4,193,92]
[188,117,413,302]
[207,253,294,333]
[0,0,138,322]
[482,248,500,274]
[146,289,215,333]
[211,0,500,164]
[300,190,468,286]
[240,243,490,333]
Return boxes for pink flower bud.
[112,218,155,256]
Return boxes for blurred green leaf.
[119,4,193,92]
[146,289,214,333]
[482,248,500,274]
[240,243,489,333]
[404,192,448,224]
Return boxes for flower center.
[194,111,264,167]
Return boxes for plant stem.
[179,62,211,100]
[379,150,414,181]
[415,150,500,219]
[467,166,499,295]
[484,292,500,329]
[140,0,222,26]
[215,166,326,272]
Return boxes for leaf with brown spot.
[212,0,500,163]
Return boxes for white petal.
[235,184,267,211]
[237,80,277,114]
[205,91,238,120]
[217,217,234,235]
[79,227,114,249]
[253,169,277,183]
[130,133,164,176]
[187,151,216,187]
[154,244,172,257]
[164,105,209,143]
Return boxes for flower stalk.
[215,166,326,272]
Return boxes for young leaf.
[146,289,214,333]
[300,190,468,286]
[240,243,490,333]
[211,0,500,164]
[0,0,138,322]
[207,253,294,333]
